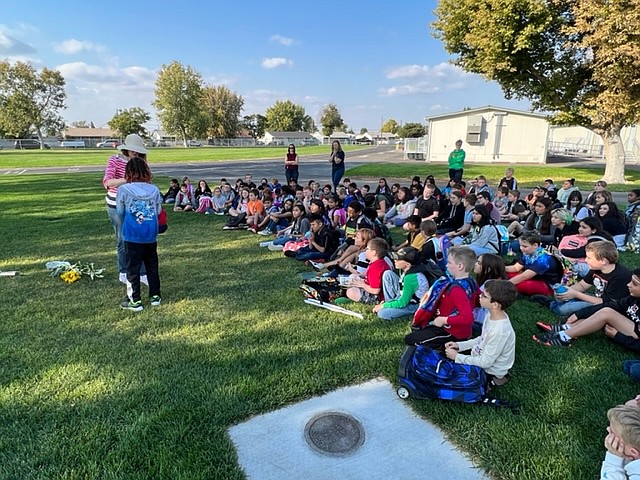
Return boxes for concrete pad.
[229,378,489,480]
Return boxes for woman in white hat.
[102,134,150,283]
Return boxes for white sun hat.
[118,134,148,154]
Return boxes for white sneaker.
[119,272,127,284]
[268,244,284,251]
[140,275,149,286]
[386,223,396,229]
[259,241,273,247]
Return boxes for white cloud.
[380,62,473,97]
[0,30,36,55]
[53,39,105,55]
[269,34,294,46]
[261,57,293,69]
[54,62,158,125]
[430,104,449,111]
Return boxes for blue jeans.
[295,247,328,261]
[273,235,297,246]
[285,168,299,184]
[378,271,420,320]
[623,360,640,381]
[550,299,593,317]
[332,166,345,190]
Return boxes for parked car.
[187,140,202,147]
[96,139,121,148]
[14,139,51,149]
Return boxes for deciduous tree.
[265,100,308,132]
[153,61,204,146]
[242,114,267,139]
[433,0,640,183]
[202,85,244,138]
[382,119,399,134]
[0,61,66,145]
[397,122,425,138]
[319,103,344,136]
[108,107,151,138]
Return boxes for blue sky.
[1,0,530,132]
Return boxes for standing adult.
[329,140,345,190]
[102,133,149,284]
[284,144,299,184]
[448,139,465,183]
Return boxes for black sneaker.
[532,332,572,347]
[530,294,552,307]
[121,299,143,312]
[536,321,567,334]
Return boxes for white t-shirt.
[454,313,516,377]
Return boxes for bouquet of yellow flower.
[45,260,105,283]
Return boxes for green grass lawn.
[0,145,368,169]
[1,173,640,479]
[346,163,640,192]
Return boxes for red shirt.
[412,284,478,340]
[366,258,391,301]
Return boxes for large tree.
[0,61,66,145]
[382,118,399,134]
[265,100,308,132]
[397,122,426,138]
[153,61,205,146]
[108,107,151,138]
[319,103,344,136]
[201,85,244,138]
[433,0,640,183]
[241,114,267,140]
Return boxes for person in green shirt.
[448,139,465,183]
[373,247,429,320]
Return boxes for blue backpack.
[399,346,487,403]
[491,223,510,255]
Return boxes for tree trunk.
[601,127,626,184]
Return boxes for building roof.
[64,127,115,138]
[427,105,548,122]
[266,131,314,138]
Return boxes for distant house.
[425,106,549,164]
[369,131,397,145]
[354,132,374,144]
[62,127,117,147]
[261,131,318,146]
[316,131,355,145]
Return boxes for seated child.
[344,237,392,304]
[210,186,227,215]
[258,198,293,235]
[163,178,179,204]
[264,203,309,250]
[417,220,440,265]
[373,246,430,320]
[295,214,339,262]
[505,231,562,297]
[318,228,375,275]
[405,246,479,349]
[532,241,632,316]
[533,268,640,348]
[173,183,196,212]
[391,215,421,252]
[246,189,266,232]
[473,253,508,328]
[600,405,640,479]
[444,279,517,385]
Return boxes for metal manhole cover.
[304,412,365,457]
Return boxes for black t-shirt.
[584,264,633,303]
[331,151,345,170]
[415,196,439,219]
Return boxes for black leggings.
[404,325,453,350]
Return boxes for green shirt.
[383,271,429,309]
[448,148,466,169]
